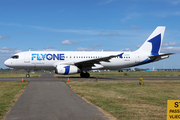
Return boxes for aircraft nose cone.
[4,60,10,67]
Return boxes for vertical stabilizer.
[136,26,166,55]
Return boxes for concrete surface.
[5,74,109,120]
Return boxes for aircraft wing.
[74,55,118,68]
[149,53,174,59]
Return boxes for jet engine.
[55,65,80,75]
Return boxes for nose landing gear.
[26,69,30,78]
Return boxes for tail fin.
[136,26,165,55]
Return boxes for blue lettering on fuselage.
[32,53,64,61]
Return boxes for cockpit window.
[11,55,19,59]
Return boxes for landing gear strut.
[26,69,30,78]
[80,72,90,78]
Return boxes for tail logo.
[148,34,161,55]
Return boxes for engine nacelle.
[55,65,80,75]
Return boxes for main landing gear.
[26,69,30,78]
[80,72,90,78]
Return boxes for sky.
[0,0,180,69]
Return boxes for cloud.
[161,47,180,53]
[28,48,34,50]
[121,13,141,22]
[0,47,22,54]
[42,49,57,51]
[29,26,98,35]
[77,47,94,51]
[42,46,56,51]
[61,40,79,45]
[120,48,135,51]
[103,49,114,51]
[1,22,98,35]
[130,25,141,30]
[15,50,23,53]
[43,46,55,49]
[43,46,56,51]
[151,11,180,17]
[0,36,10,39]
[97,0,115,5]
[136,45,141,48]
[98,30,119,36]
[89,44,103,47]
[2,47,17,50]
[169,0,180,5]
[0,50,12,54]
[162,42,180,47]
[0,22,22,27]
[20,31,30,34]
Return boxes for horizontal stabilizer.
[149,53,174,59]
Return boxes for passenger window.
[11,55,19,59]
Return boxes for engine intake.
[55,65,80,75]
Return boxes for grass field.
[0,71,179,78]
[0,70,43,77]
[55,72,180,77]
[0,74,40,77]
[67,80,180,120]
[88,72,180,77]
[0,81,28,120]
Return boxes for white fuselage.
[4,51,148,70]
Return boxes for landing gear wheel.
[85,73,90,78]
[26,69,30,78]
[80,72,90,78]
[26,74,30,78]
[80,73,84,78]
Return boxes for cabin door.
[24,52,30,63]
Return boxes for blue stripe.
[130,58,156,67]
[64,66,70,75]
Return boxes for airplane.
[146,66,157,72]
[4,26,174,78]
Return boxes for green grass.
[1,71,178,78]
[55,72,180,77]
[67,80,180,120]
[89,72,180,77]
[0,70,44,77]
[0,74,40,77]
[0,81,28,120]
